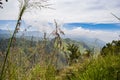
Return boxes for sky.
[0,0,120,42]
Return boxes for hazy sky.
[0,0,120,42]
[0,0,120,23]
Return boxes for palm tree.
[67,43,81,64]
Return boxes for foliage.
[0,2,120,79]
[64,55,120,80]
[101,40,120,56]
[0,37,120,80]
[67,43,81,64]
[0,0,49,79]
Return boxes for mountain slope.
[0,29,105,53]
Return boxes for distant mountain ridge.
[0,29,105,53]
[0,29,10,34]
[73,37,106,49]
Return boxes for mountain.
[0,29,10,34]
[0,29,11,39]
[17,31,43,37]
[0,29,42,40]
[0,29,105,53]
[73,36,106,49]
[63,38,105,54]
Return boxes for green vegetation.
[0,35,120,80]
[67,43,81,65]
[0,0,120,80]
[101,40,120,56]
[64,55,120,80]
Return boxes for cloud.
[24,20,120,42]
[0,20,26,31]
[0,0,120,42]
[0,24,9,30]
[0,0,120,23]
[24,20,54,33]
[63,27,120,42]
[0,0,19,20]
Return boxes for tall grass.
[64,54,120,80]
[0,0,49,79]
[0,1,120,80]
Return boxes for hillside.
[0,29,105,53]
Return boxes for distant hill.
[72,37,106,52]
[0,29,10,34]
[63,38,105,54]
[0,29,105,53]
[0,30,106,69]
[0,29,10,39]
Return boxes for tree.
[101,40,120,56]
[67,43,81,64]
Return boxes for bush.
[101,40,120,56]
[65,55,120,80]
